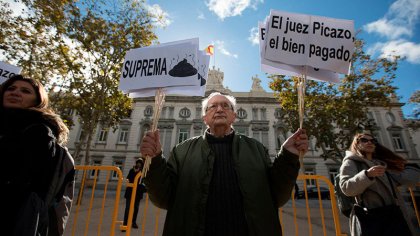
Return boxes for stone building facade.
[67,68,420,187]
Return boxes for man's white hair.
[201,92,236,116]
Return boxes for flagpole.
[213,46,216,68]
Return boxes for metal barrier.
[409,183,420,227]
[65,167,419,236]
[66,165,124,236]
[121,170,163,236]
[288,175,347,236]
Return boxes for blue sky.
[147,0,420,118]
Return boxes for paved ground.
[63,190,351,236]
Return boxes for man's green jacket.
[144,132,300,236]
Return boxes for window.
[386,112,396,123]
[144,105,153,117]
[252,108,258,120]
[118,127,129,144]
[391,134,404,151]
[261,131,269,147]
[168,107,174,119]
[98,128,109,142]
[367,112,376,124]
[178,128,189,143]
[260,108,266,120]
[179,107,191,118]
[274,108,283,119]
[304,168,316,186]
[196,107,202,119]
[89,160,102,179]
[161,107,167,119]
[237,108,247,119]
[193,123,203,136]
[111,160,123,180]
[161,129,173,156]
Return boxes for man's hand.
[282,128,309,156]
[140,130,162,158]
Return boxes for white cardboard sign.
[0,61,22,84]
[119,39,200,92]
[128,51,210,97]
[264,10,354,75]
[259,22,340,83]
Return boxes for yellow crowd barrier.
[64,166,419,236]
[285,175,345,236]
[66,165,124,236]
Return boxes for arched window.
[144,105,153,117]
[179,107,191,118]
[237,108,247,119]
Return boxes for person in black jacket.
[0,75,71,236]
[140,92,309,236]
[122,158,146,230]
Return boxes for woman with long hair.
[0,75,72,235]
[339,133,420,236]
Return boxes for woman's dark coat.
[0,108,59,235]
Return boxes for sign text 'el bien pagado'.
[264,10,354,74]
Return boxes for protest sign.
[119,38,201,92]
[259,22,339,83]
[118,38,210,178]
[264,10,354,75]
[128,50,210,97]
[0,61,22,84]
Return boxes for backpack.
[334,161,362,218]
[15,124,75,235]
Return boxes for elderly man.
[140,92,308,236]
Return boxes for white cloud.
[364,19,411,39]
[389,0,420,25]
[145,4,172,28]
[367,40,420,64]
[363,0,420,65]
[363,0,419,38]
[206,0,263,21]
[198,11,205,20]
[215,40,238,58]
[248,26,259,46]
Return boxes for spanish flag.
[205,45,214,56]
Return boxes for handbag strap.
[385,172,399,202]
[353,161,364,205]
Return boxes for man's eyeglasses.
[206,103,233,112]
[358,137,378,144]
